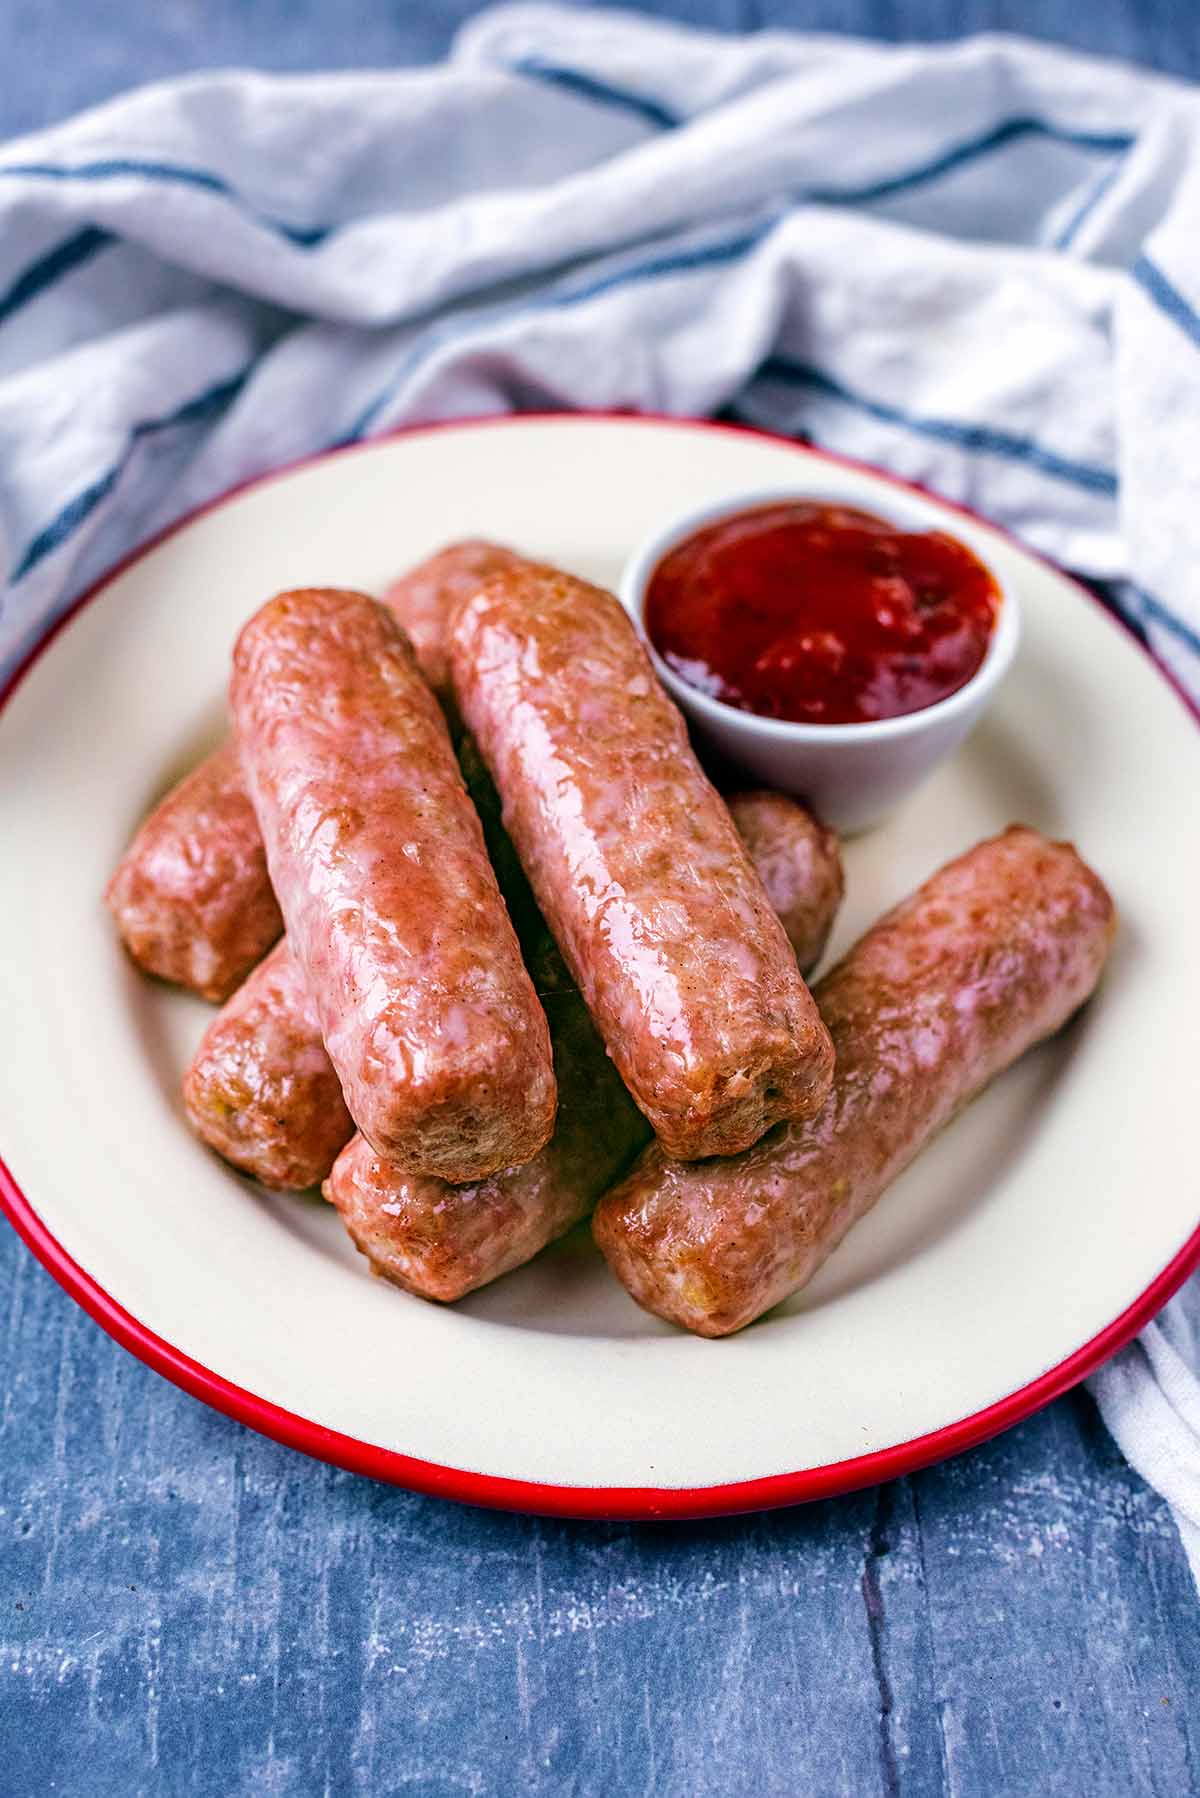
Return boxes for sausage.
[231,586,556,1181]
[449,563,835,1160]
[180,729,538,1193]
[184,770,841,1199]
[380,539,524,708]
[182,939,353,1189]
[104,738,283,1002]
[724,791,843,973]
[106,541,520,1000]
[107,544,824,1007]
[593,827,1116,1337]
[323,795,846,1296]
[451,741,848,970]
[324,933,647,1300]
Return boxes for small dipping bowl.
[620,483,1020,834]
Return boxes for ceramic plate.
[2,415,1198,1520]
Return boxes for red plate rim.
[3,409,1199,1522]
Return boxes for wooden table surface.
[2,4,1198,1793]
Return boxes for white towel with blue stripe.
[1,4,1198,1570]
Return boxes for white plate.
[2,415,1198,1520]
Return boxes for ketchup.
[644,502,999,726]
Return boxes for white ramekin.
[620,483,1020,833]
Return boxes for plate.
[2,414,1198,1520]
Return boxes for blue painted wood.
[2,6,1198,1794]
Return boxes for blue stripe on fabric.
[1052,157,1126,251]
[539,225,770,309]
[1131,255,1200,350]
[1136,587,1200,660]
[336,104,1135,452]
[368,95,1130,447]
[0,226,114,327]
[10,369,248,582]
[0,159,329,247]
[500,61,1133,201]
[758,356,1119,497]
[11,462,125,584]
[804,116,1132,211]
[12,216,771,579]
[341,220,773,443]
[510,57,680,131]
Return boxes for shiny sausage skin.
[106,542,520,1000]
[182,939,353,1189]
[450,564,835,1160]
[456,735,842,977]
[724,792,843,974]
[328,803,843,1297]
[593,827,1116,1337]
[184,778,842,1205]
[381,540,524,708]
[107,544,823,1008]
[105,739,283,1002]
[181,730,539,1195]
[325,935,647,1301]
[231,586,556,1181]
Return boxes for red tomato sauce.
[644,501,999,726]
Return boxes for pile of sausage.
[107,541,1117,1336]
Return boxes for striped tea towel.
[0,3,1197,1574]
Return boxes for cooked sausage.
[325,795,847,1298]
[107,544,829,1009]
[380,539,524,708]
[231,586,556,1181]
[182,939,353,1189]
[593,827,1116,1337]
[106,541,520,1000]
[724,791,843,973]
[105,738,283,1002]
[320,786,843,1299]
[325,934,647,1301]
[179,724,542,1195]
[450,563,835,1160]
[184,778,842,1210]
